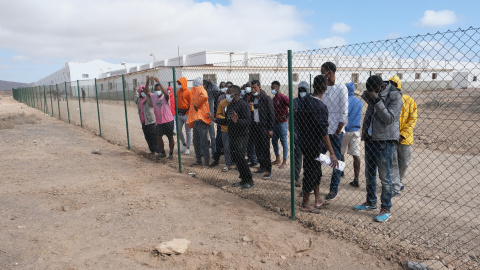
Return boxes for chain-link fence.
[12,27,480,269]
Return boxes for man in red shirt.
[271,81,289,169]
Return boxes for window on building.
[203,74,217,84]
[351,73,359,83]
[415,73,421,80]
[108,82,113,90]
[375,73,382,79]
[293,73,299,82]
[249,73,260,83]
[432,73,437,80]
[133,79,138,88]
[101,84,104,91]
[82,74,89,78]
[473,76,478,82]
[397,73,403,80]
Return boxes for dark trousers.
[302,148,323,193]
[252,124,272,173]
[329,133,343,193]
[231,136,252,184]
[247,131,257,165]
[142,123,159,154]
[294,142,303,181]
[213,124,224,162]
[193,120,210,164]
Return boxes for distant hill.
[0,80,32,91]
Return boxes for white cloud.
[12,55,29,61]
[317,36,347,48]
[386,32,401,39]
[331,23,351,34]
[416,10,457,27]
[0,0,310,65]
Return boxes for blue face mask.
[155,91,163,96]
[245,87,252,93]
[253,91,259,96]
[141,92,146,98]
[299,92,307,98]
[271,90,277,95]
[241,89,245,96]
[226,94,233,102]
[220,88,228,93]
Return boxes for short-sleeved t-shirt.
[152,94,174,124]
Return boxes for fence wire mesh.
[12,27,480,269]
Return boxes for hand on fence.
[268,131,273,138]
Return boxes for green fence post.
[95,79,102,137]
[33,87,37,109]
[122,75,131,150]
[172,66,182,173]
[288,50,296,221]
[43,86,47,114]
[77,80,83,127]
[65,82,70,124]
[56,84,61,120]
[49,85,53,117]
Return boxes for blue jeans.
[329,133,343,193]
[365,140,395,211]
[221,131,232,166]
[272,122,288,160]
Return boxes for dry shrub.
[0,112,40,130]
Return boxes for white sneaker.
[184,149,190,155]
[180,146,187,152]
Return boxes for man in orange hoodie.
[176,77,192,155]
[187,77,212,168]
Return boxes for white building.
[36,51,479,98]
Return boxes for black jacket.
[251,90,275,131]
[215,99,251,138]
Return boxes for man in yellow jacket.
[187,77,212,168]
[389,76,417,197]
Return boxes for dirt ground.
[0,92,403,269]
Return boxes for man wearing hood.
[176,77,192,155]
[389,76,417,197]
[293,81,310,187]
[204,80,222,159]
[341,82,363,188]
[354,75,403,223]
[187,77,212,168]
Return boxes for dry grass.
[0,112,40,130]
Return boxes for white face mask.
[271,90,277,95]
[253,91,259,96]
[220,87,228,93]
[245,87,252,93]
[226,94,233,102]
[141,92,146,98]
[168,90,171,94]
[155,91,163,96]
[299,92,307,98]
[177,83,182,89]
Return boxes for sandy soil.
[0,93,403,269]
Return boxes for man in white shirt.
[320,62,349,201]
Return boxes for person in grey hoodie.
[354,75,403,223]
[293,81,310,187]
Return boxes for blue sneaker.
[353,203,377,211]
[375,209,392,222]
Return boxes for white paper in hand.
[316,154,346,171]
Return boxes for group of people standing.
[136,60,417,223]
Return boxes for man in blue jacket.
[341,82,363,188]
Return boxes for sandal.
[315,201,330,209]
[222,166,230,172]
[299,207,322,214]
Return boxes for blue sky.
[0,0,477,84]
